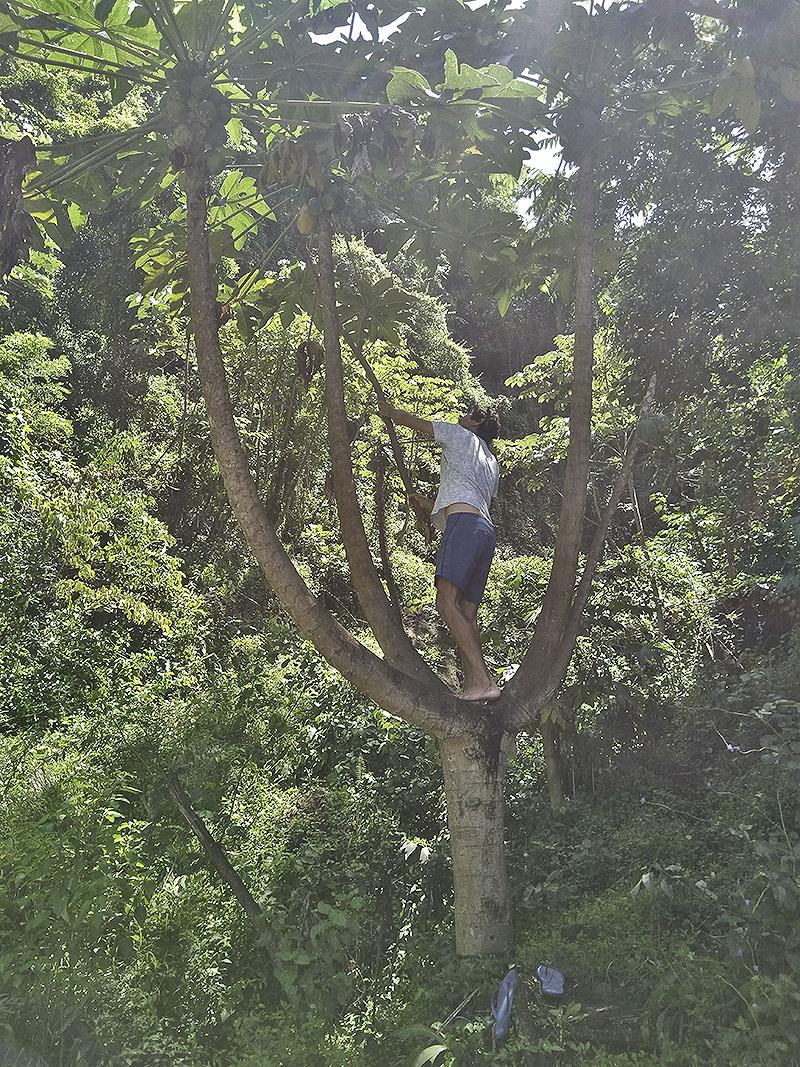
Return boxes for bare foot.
[459,683,503,702]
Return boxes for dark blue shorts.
[435,513,497,605]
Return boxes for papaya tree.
[1,0,783,955]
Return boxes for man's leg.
[460,597,501,700]
[435,579,500,701]
[462,598,483,656]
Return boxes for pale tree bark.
[440,732,512,955]
[540,720,565,811]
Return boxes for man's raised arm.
[378,399,434,439]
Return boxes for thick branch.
[540,720,565,810]
[503,376,656,733]
[503,151,597,712]
[562,377,656,628]
[184,157,461,737]
[169,775,262,922]
[373,450,403,615]
[316,212,432,682]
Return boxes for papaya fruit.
[195,101,217,128]
[297,206,316,235]
[191,75,212,98]
[205,122,228,148]
[168,124,193,149]
[205,148,227,176]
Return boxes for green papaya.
[168,124,193,149]
[297,206,316,235]
[195,101,217,128]
[161,91,186,122]
[191,74,212,98]
[205,148,227,176]
[205,122,228,148]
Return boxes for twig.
[441,988,479,1028]
[777,790,796,876]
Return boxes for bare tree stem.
[168,775,262,922]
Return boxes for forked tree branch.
[184,157,465,737]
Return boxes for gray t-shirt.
[430,421,499,532]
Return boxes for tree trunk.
[439,733,512,956]
[527,151,597,661]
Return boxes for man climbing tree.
[378,400,502,702]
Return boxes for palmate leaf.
[441,49,543,101]
[7,0,162,73]
[338,275,416,346]
[387,67,434,105]
[27,119,164,214]
[208,171,271,250]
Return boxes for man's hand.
[410,492,434,514]
[377,400,434,438]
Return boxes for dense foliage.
[1,0,799,1063]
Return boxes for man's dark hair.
[471,404,499,444]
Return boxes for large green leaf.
[441,49,541,101]
[387,67,434,105]
[412,1045,448,1067]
